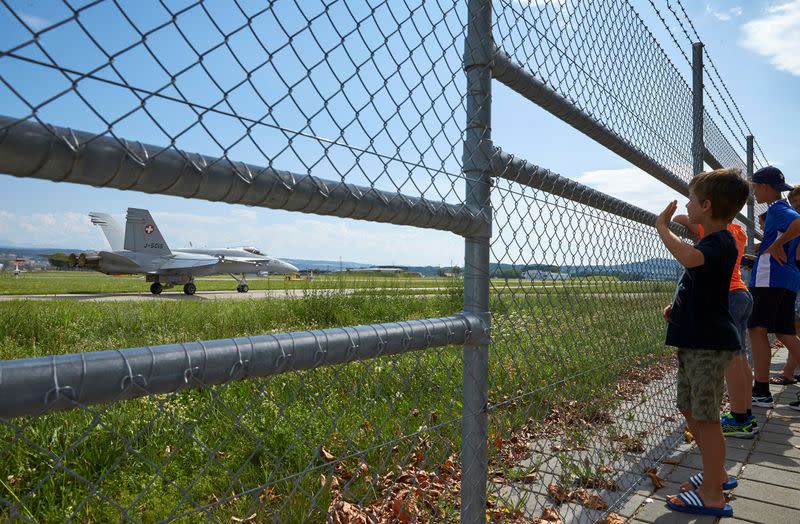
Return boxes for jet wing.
[217,256,266,264]
[158,258,223,271]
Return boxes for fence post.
[746,135,755,254]
[462,0,492,521]
[692,42,704,176]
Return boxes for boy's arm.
[765,217,800,265]
[672,214,701,241]
[655,201,705,268]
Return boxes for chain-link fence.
[0,0,766,522]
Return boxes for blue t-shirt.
[750,200,800,291]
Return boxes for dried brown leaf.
[492,432,503,451]
[596,512,626,524]
[547,482,573,504]
[574,488,608,510]
[645,467,665,490]
[320,447,336,462]
[660,457,680,465]
[535,506,563,523]
[258,487,277,503]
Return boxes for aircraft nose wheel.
[237,284,249,293]
[183,282,196,295]
[150,282,163,295]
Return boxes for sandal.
[666,490,733,517]
[680,472,737,492]
[769,374,797,385]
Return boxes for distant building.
[523,269,568,281]
[346,267,404,274]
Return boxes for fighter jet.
[70,208,298,295]
[89,211,299,290]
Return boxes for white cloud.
[0,212,93,248]
[574,168,686,215]
[706,4,742,21]
[18,13,51,32]
[741,1,800,76]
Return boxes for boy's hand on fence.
[765,241,787,265]
[656,201,678,230]
[662,304,672,322]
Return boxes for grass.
[0,270,676,295]
[0,283,674,522]
[0,271,455,295]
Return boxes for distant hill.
[488,258,682,281]
[283,259,373,272]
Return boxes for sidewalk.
[621,346,800,523]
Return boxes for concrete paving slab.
[751,429,800,446]
[744,451,800,472]
[754,440,800,459]
[731,478,800,510]
[686,446,749,463]
[725,493,800,523]
[739,463,800,487]
[614,493,649,519]
[760,412,800,426]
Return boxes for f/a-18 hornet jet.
[69,209,298,295]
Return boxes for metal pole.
[692,42,704,176]
[461,0,492,521]
[746,135,755,254]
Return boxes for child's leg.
[678,409,727,492]
[669,349,731,509]
[727,291,753,413]
[777,354,797,380]
[750,326,772,384]
[726,355,752,413]
[775,334,800,370]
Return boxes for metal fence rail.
[0,0,769,522]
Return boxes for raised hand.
[656,200,678,229]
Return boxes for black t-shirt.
[665,230,741,351]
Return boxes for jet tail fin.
[89,212,124,251]
[124,208,172,255]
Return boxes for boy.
[766,186,800,386]
[657,168,749,517]
[669,214,755,437]
[747,167,800,409]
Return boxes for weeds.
[0,283,673,522]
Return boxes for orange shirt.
[697,223,748,292]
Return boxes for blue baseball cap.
[753,166,793,192]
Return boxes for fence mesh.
[1,0,469,205]
[0,0,769,522]
[485,173,683,522]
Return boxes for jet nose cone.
[284,262,299,273]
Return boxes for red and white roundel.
[144,224,155,235]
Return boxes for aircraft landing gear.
[150,282,163,295]
[231,273,249,293]
[183,282,197,295]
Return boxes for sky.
[0,0,798,267]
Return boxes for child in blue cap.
[747,166,800,409]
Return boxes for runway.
[0,287,451,302]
